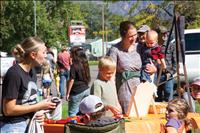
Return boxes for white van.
[172,29,200,82]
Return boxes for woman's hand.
[37,99,56,110]
[35,110,45,125]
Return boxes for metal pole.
[102,3,104,56]
[105,26,107,54]
[34,0,37,36]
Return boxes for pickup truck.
[172,29,200,82]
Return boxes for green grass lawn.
[62,102,68,118]
[89,61,98,65]
[195,101,200,112]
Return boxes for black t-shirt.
[69,64,89,95]
[2,64,38,122]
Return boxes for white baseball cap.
[79,95,104,114]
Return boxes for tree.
[121,1,200,30]
[79,2,103,39]
[1,1,199,53]
[0,1,85,53]
[174,1,200,29]
[1,1,36,53]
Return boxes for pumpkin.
[125,118,166,133]
[44,113,200,133]
[148,102,167,114]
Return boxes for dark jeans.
[141,70,152,82]
[68,89,90,117]
[156,74,174,102]
[59,70,69,97]
[140,70,157,83]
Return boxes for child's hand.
[105,105,123,118]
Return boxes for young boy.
[140,30,166,82]
[91,56,121,116]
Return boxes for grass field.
[88,60,98,65]
[196,101,200,112]
[62,102,68,118]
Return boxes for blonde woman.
[1,37,56,132]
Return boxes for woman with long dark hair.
[66,46,91,117]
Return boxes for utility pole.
[105,26,107,54]
[102,2,104,56]
[34,0,37,36]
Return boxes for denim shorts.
[42,80,52,88]
[0,120,28,133]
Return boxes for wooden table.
[44,113,200,133]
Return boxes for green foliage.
[174,1,200,29]
[127,1,140,20]
[107,14,124,39]
[1,1,200,54]
[79,2,102,39]
[0,1,85,52]
[89,61,98,66]
[1,1,34,53]
[196,101,200,113]
[127,1,200,30]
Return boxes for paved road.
[89,65,98,87]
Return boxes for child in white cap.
[79,95,122,125]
